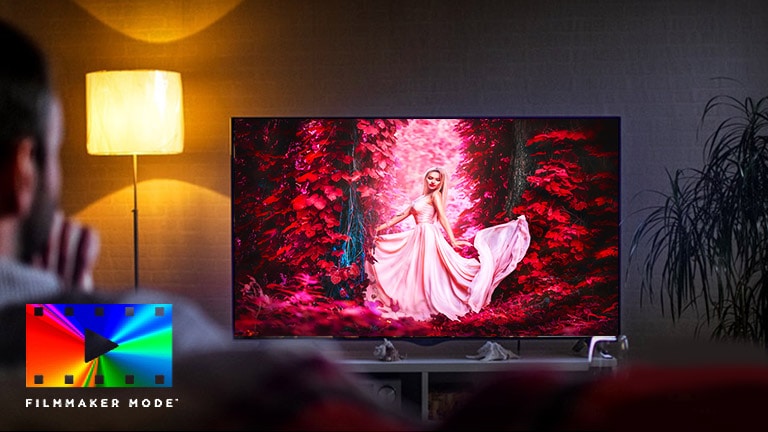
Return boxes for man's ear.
[9,138,38,216]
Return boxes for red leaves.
[595,246,618,259]
[322,185,343,201]
[527,129,590,145]
[234,277,435,337]
[291,193,333,211]
[328,263,359,285]
[527,161,588,210]
[306,194,327,210]
[296,171,319,183]
[304,151,323,164]
[263,194,280,205]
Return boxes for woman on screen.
[365,167,530,321]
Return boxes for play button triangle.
[84,329,119,363]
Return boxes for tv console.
[337,336,623,422]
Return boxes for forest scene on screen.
[232,118,619,338]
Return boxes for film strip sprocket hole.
[26,303,172,387]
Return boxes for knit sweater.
[0,258,60,309]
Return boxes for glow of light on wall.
[74,179,230,290]
[74,0,243,43]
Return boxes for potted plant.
[627,94,768,348]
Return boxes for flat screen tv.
[231,117,619,341]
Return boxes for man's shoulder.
[0,258,60,309]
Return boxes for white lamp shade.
[86,70,184,155]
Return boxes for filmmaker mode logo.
[26,303,172,388]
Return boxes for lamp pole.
[132,153,139,291]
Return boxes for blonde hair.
[422,166,449,208]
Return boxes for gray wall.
[2,0,767,361]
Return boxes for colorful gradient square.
[26,303,172,388]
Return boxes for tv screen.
[232,117,619,340]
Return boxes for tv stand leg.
[588,336,616,363]
[585,335,629,364]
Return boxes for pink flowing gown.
[365,195,531,321]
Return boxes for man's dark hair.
[0,19,52,169]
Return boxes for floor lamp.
[86,70,184,291]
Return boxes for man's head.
[0,20,62,262]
